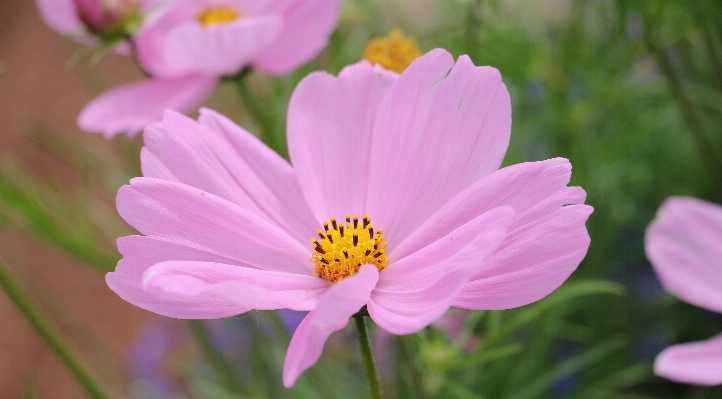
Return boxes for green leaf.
[506,336,626,399]
[483,280,626,347]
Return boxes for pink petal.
[253,0,341,75]
[365,50,512,248]
[654,333,722,386]
[377,157,590,310]
[159,15,282,77]
[78,75,217,138]
[282,265,378,387]
[450,158,592,309]
[142,111,261,211]
[142,260,329,311]
[368,206,513,335]
[287,60,397,222]
[455,203,591,309]
[108,234,278,318]
[134,0,190,76]
[36,0,83,35]
[141,110,317,245]
[392,158,578,259]
[645,196,722,313]
[395,158,590,310]
[235,0,284,14]
[107,246,328,319]
[140,148,179,181]
[116,177,311,274]
[108,235,248,319]
[198,108,319,244]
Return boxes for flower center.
[197,5,241,26]
[312,214,388,282]
[362,29,422,73]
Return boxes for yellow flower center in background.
[312,214,388,282]
[197,6,241,26]
[362,29,422,73]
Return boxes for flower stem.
[0,260,110,399]
[397,335,426,398]
[228,68,287,158]
[353,315,384,399]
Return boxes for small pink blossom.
[107,49,592,386]
[646,196,722,386]
[78,0,341,137]
[36,0,144,51]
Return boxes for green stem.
[354,315,384,399]
[187,320,245,393]
[397,335,426,399]
[229,70,287,158]
[0,260,110,399]
[267,310,290,343]
[643,34,722,190]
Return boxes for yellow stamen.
[312,214,388,282]
[197,5,241,26]
[362,29,422,73]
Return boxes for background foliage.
[2,0,722,398]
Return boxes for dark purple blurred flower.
[204,317,252,362]
[636,332,670,362]
[634,268,666,302]
[551,342,581,397]
[125,319,192,399]
[279,310,307,334]
[127,320,180,377]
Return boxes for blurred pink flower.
[78,0,341,137]
[107,49,592,386]
[36,0,145,51]
[646,196,722,386]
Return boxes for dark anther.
[343,250,349,259]
[320,258,330,264]
[328,235,334,244]
[331,218,338,230]
[339,225,345,237]
[369,227,374,237]
[353,234,358,246]
[323,222,329,232]
[365,249,371,256]
[315,245,326,254]
[346,215,351,223]
[373,252,383,258]
[363,216,370,228]
[353,216,359,228]
[318,232,325,239]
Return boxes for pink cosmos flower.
[645,196,722,386]
[36,0,145,52]
[107,49,592,386]
[78,0,341,137]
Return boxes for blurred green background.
[1,0,722,398]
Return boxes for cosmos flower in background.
[106,49,592,387]
[125,320,189,399]
[77,0,341,138]
[645,196,722,386]
[363,29,422,73]
[36,0,146,52]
